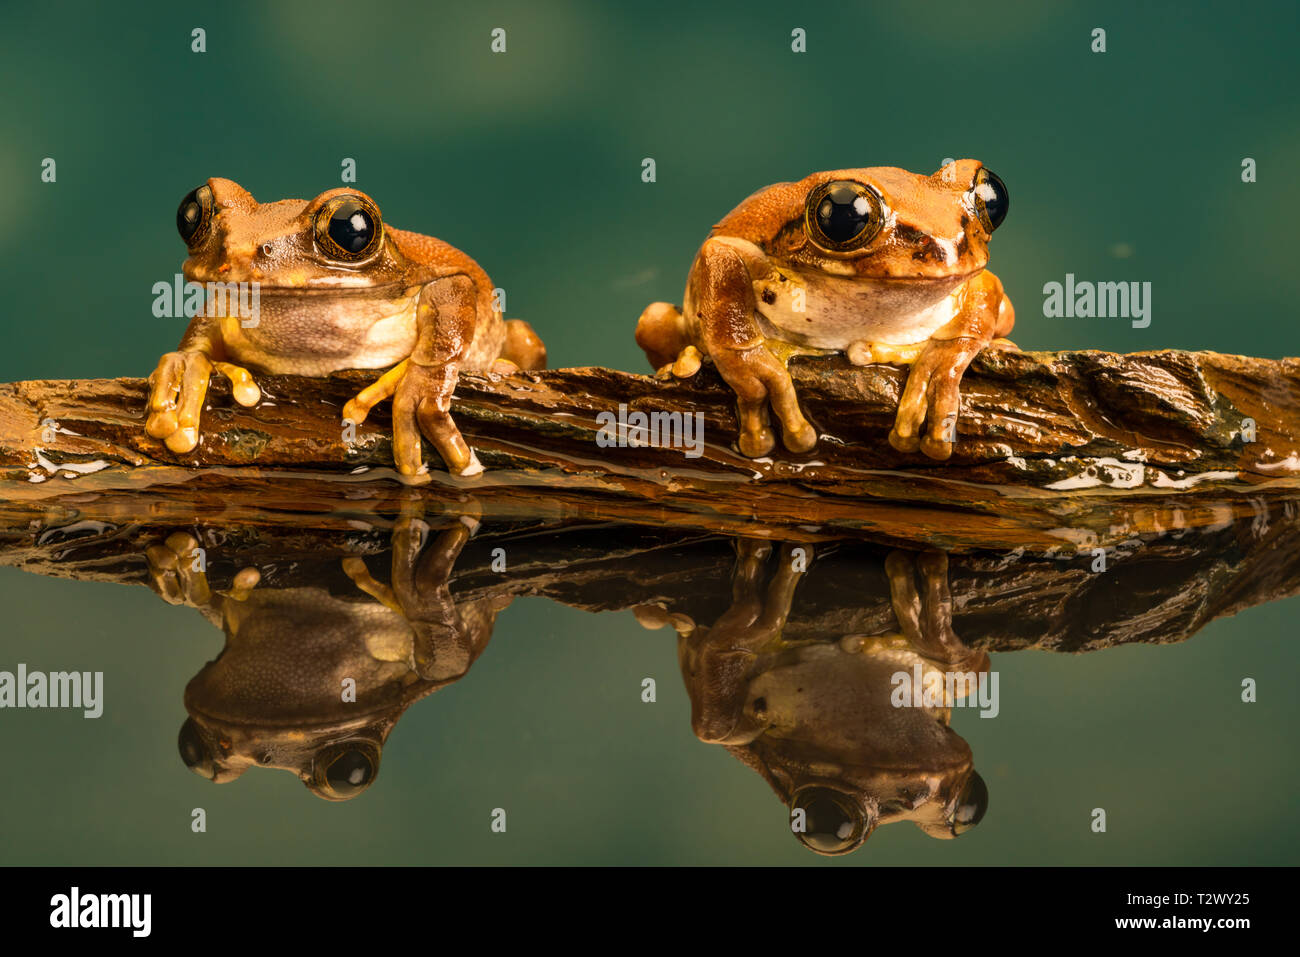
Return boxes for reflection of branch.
[3,510,1299,656]
[1,350,1299,548]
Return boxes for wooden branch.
[1,350,1298,550]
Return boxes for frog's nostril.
[910,237,947,265]
[261,243,273,257]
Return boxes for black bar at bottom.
[7,865,1283,942]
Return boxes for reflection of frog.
[149,512,507,800]
[638,541,989,855]
[637,162,1012,460]
[147,178,546,478]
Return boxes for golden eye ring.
[804,180,884,252]
[314,195,384,262]
[309,740,380,801]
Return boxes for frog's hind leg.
[635,302,693,372]
[986,287,1017,351]
[501,318,547,371]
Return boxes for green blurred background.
[1,0,1298,864]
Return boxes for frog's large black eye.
[176,185,214,248]
[177,717,216,780]
[790,786,868,855]
[315,195,382,262]
[309,741,379,801]
[973,168,1009,232]
[805,180,884,252]
[948,770,989,836]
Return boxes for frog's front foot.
[146,531,261,607]
[715,345,817,458]
[888,337,986,460]
[343,360,481,479]
[146,531,211,606]
[396,361,481,478]
[146,351,260,453]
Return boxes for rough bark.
[0,350,1297,550]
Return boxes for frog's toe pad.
[739,429,776,458]
[888,429,922,454]
[231,380,261,406]
[164,427,200,454]
[782,423,817,454]
[146,412,178,439]
[847,341,874,366]
[919,435,954,460]
[455,449,485,478]
[395,464,433,487]
[671,346,703,378]
[341,399,368,425]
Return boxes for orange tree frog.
[145,178,546,477]
[636,160,1013,459]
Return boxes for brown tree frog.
[636,161,1013,459]
[150,509,506,800]
[146,178,546,477]
[640,541,989,854]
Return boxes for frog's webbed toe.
[632,603,696,636]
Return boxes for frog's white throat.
[752,266,967,351]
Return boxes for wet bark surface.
[0,350,1297,550]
